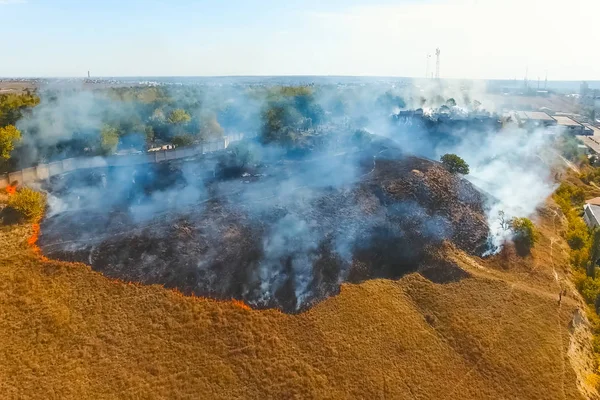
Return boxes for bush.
[351,129,372,147]
[7,188,46,222]
[440,154,469,175]
[216,140,259,178]
[510,217,539,252]
[172,134,195,147]
[567,231,587,250]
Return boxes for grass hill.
[0,195,597,399]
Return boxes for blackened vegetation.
[39,142,489,313]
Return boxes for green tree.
[168,109,191,125]
[0,125,21,161]
[172,134,195,147]
[200,114,224,140]
[100,125,120,154]
[229,141,257,169]
[261,104,303,145]
[144,126,155,144]
[351,129,372,147]
[151,108,166,122]
[440,153,470,174]
[0,93,40,126]
[510,217,539,252]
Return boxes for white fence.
[0,133,246,188]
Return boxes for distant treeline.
[0,83,486,172]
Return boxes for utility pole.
[435,48,441,79]
[545,70,548,90]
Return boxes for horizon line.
[0,74,598,83]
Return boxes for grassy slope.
[0,206,590,399]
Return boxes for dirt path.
[560,154,581,174]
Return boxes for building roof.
[515,111,555,122]
[553,115,582,127]
[584,204,600,227]
[587,197,600,206]
[525,111,555,121]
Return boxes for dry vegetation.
[0,190,595,399]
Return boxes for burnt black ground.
[39,142,489,313]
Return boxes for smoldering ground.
[38,138,489,312]
[29,80,555,312]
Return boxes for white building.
[584,197,600,228]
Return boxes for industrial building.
[514,111,557,129]
[553,115,586,135]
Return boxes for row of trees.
[15,86,235,162]
[98,107,223,154]
[260,87,325,148]
[0,92,40,172]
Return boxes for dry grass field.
[486,93,581,114]
[0,199,596,399]
[0,81,36,94]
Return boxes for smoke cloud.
[20,78,560,311]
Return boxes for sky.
[0,0,598,80]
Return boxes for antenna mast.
[435,48,441,79]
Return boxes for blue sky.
[1,0,598,80]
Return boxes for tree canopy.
[510,217,539,252]
[168,109,191,125]
[100,125,120,154]
[172,134,195,147]
[440,153,469,175]
[0,93,40,127]
[200,114,224,140]
[0,125,21,161]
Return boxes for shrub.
[510,217,539,252]
[172,134,195,147]
[351,129,372,147]
[216,140,260,178]
[7,188,46,222]
[567,231,587,250]
[578,275,600,304]
[440,153,469,175]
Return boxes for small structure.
[583,123,596,135]
[148,144,175,152]
[554,115,585,135]
[577,135,600,155]
[584,198,600,228]
[514,111,557,129]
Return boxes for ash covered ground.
[39,138,489,312]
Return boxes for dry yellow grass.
[0,208,593,399]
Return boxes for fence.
[0,133,246,189]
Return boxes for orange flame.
[27,223,49,261]
[166,286,253,311]
[231,299,252,311]
[27,223,40,246]
[5,184,17,195]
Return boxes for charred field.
[39,138,490,313]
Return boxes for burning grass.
[5,184,17,195]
